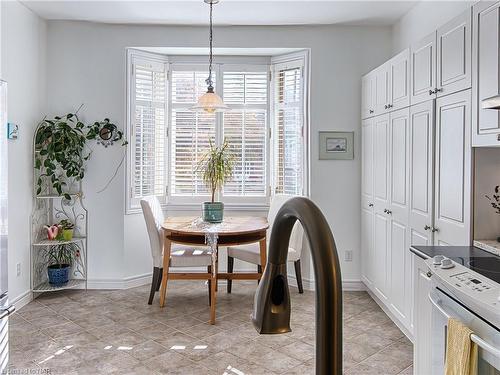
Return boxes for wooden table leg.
[159,233,172,308]
[259,236,267,276]
[209,252,217,324]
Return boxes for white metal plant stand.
[30,123,88,294]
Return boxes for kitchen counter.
[410,245,495,260]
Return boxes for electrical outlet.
[16,263,21,276]
[345,250,353,262]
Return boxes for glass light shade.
[191,91,229,113]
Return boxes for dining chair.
[140,196,213,305]
[226,194,306,293]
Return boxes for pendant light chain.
[206,1,214,91]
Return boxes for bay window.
[126,49,308,213]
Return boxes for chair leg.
[257,265,262,285]
[156,268,163,291]
[148,267,161,305]
[294,260,304,294]
[207,265,212,306]
[227,256,234,293]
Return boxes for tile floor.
[8,281,413,374]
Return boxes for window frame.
[125,49,309,214]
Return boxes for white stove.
[425,256,500,374]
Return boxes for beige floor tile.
[143,351,195,375]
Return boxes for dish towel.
[445,318,478,375]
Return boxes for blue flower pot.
[47,264,70,286]
[202,202,224,223]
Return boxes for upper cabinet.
[361,49,410,119]
[410,9,472,106]
[472,1,500,147]
[410,32,437,105]
[390,49,411,111]
[437,9,472,97]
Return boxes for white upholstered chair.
[226,194,306,293]
[140,196,213,305]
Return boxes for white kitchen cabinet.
[410,32,437,105]
[389,49,410,111]
[373,114,390,301]
[361,74,376,119]
[409,101,435,247]
[413,254,432,375]
[387,108,411,326]
[361,118,375,288]
[375,65,391,114]
[434,89,472,245]
[472,1,500,146]
[436,9,472,98]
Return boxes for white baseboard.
[287,274,366,292]
[87,273,152,289]
[11,290,33,312]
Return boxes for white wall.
[1,1,47,306]
[392,1,474,53]
[45,21,392,289]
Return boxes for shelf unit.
[30,123,88,294]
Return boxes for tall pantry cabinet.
[360,8,473,336]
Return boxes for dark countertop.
[410,245,496,261]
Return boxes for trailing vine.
[34,112,126,199]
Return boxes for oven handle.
[428,294,500,359]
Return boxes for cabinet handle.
[369,109,374,114]
[368,203,374,207]
[424,225,431,231]
[497,134,500,142]
[384,105,388,109]
[435,88,442,93]
[429,89,436,95]
[387,104,393,108]
[426,271,432,278]
[384,209,392,215]
[431,227,439,233]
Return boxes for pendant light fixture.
[191,0,228,113]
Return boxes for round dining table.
[159,216,269,324]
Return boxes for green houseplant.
[197,139,234,223]
[43,242,81,286]
[59,219,75,241]
[34,112,126,199]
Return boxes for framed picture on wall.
[319,131,354,160]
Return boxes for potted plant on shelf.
[59,219,75,241]
[44,242,80,286]
[197,139,234,223]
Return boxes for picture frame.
[319,131,354,160]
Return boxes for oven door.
[429,287,500,374]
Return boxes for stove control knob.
[440,258,454,269]
[433,255,445,265]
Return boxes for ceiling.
[22,0,417,26]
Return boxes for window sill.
[126,202,270,215]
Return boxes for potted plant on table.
[197,139,234,223]
[44,242,80,286]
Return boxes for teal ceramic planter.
[202,202,224,223]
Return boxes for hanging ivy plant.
[34,112,126,199]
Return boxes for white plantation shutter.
[222,70,268,198]
[273,60,304,196]
[170,69,216,197]
[131,57,168,202]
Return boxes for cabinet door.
[436,9,472,97]
[361,74,376,119]
[388,108,411,326]
[373,114,390,301]
[409,101,435,247]
[472,1,500,146]
[375,65,391,114]
[434,90,472,245]
[390,49,410,110]
[411,32,437,105]
[413,255,432,375]
[361,118,375,287]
